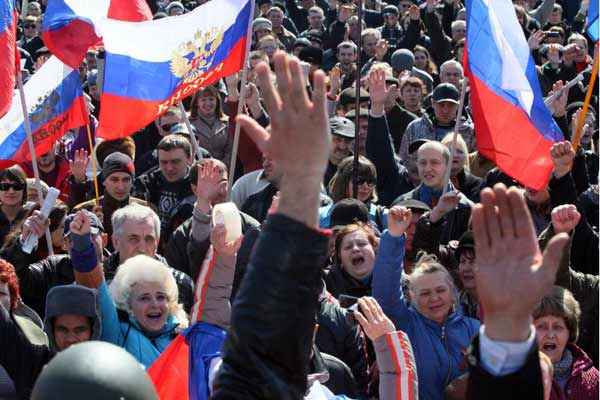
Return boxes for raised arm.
[212,52,331,399]
[372,206,412,329]
[354,297,418,400]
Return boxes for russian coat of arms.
[170,27,224,83]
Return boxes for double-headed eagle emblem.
[170,27,224,82]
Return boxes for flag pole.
[352,0,363,199]
[442,77,468,195]
[83,101,100,204]
[227,0,256,198]
[572,44,598,151]
[177,101,204,161]
[16,71,55,256]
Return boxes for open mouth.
[146,312,163,321]
[542,343,557,351]
[351,255,365,266]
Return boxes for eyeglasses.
[161,123,176,131]
[0,182,25,191]
[24,24,36,28]
[356,177,376,186]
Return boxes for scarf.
[419,183,454,208]
[553,347,573,384]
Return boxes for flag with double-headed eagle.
[94,0,252,139]
[0,56,87,168]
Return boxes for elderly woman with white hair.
[373,206,479,400]
[67,210,189,367]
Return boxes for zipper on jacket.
[441,324,453,386]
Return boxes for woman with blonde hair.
[441,132,483,202]
[373,206,479,400]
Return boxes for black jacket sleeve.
[212,214,330,399]
[366,114,412,206]
[0,306,51,399]
[466,334,544,400]
[423,9,453,65]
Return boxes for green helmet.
[32,341,158,400]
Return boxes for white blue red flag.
[0,0,19,118]
[0,56,88,168]
[587,0,598,42]
[42,0,152,68]
[464,0,564,190]
[95,0,252,139]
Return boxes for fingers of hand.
[493,184,516,239]
[256,61,281,115]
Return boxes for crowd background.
[0,0,598,399]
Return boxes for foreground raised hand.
[355,297,396,341]
[472,184,569,341]
[236,52,330,228]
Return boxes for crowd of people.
[1,0,598,398]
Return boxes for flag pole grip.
[16,71,55,256]
[442,78,468,195]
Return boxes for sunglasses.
[356,177,375,186]
[0,182,25,191]
[24,24,36,28]
[161,123,176,131]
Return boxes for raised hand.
[551,204,581,234]
[527,30,546,50]
[329,66,341,97]
[550,140,575,179]
[235,52,330,227]
[547,44,561,65]
[354,297,396,341]
[570,108,590,144]
[430,191,459,223]
[69,210,92,236]
[195,159,226,211]
[69,149,89,183]
[375,39,388,61]
[408,4,420,21]
[368,68,395,115]
[387,206,412,237]
[210,223,242,257]
[21,210,49,242]
[547,80,568,117]
[472,184,569,341]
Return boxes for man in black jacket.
[466,184,569,398]
[133,134,194,247]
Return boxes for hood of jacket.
[43,284,102,351]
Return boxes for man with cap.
[0,283,102,398]
[266,6,297,52]
[337,86,370,115]
[324,116,355,188]
[73,152,148,245]
[0,209,107,317]
[252,17,273,44]
[398,82,474,163]
[378,5,403,53]
[344,108,369,156]
[454,231,481,319]
[166,1,185,15]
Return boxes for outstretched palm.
[472,185,568,338]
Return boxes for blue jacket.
[319,202,388,232]
[372,232,480,400]
[98,282,180,367]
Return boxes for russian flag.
[464,0,564,190]
[587,0,598,42]
[0,56,88,168]
[95,0,252,140]
[42,0,152,69]
[0,0,19,118]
